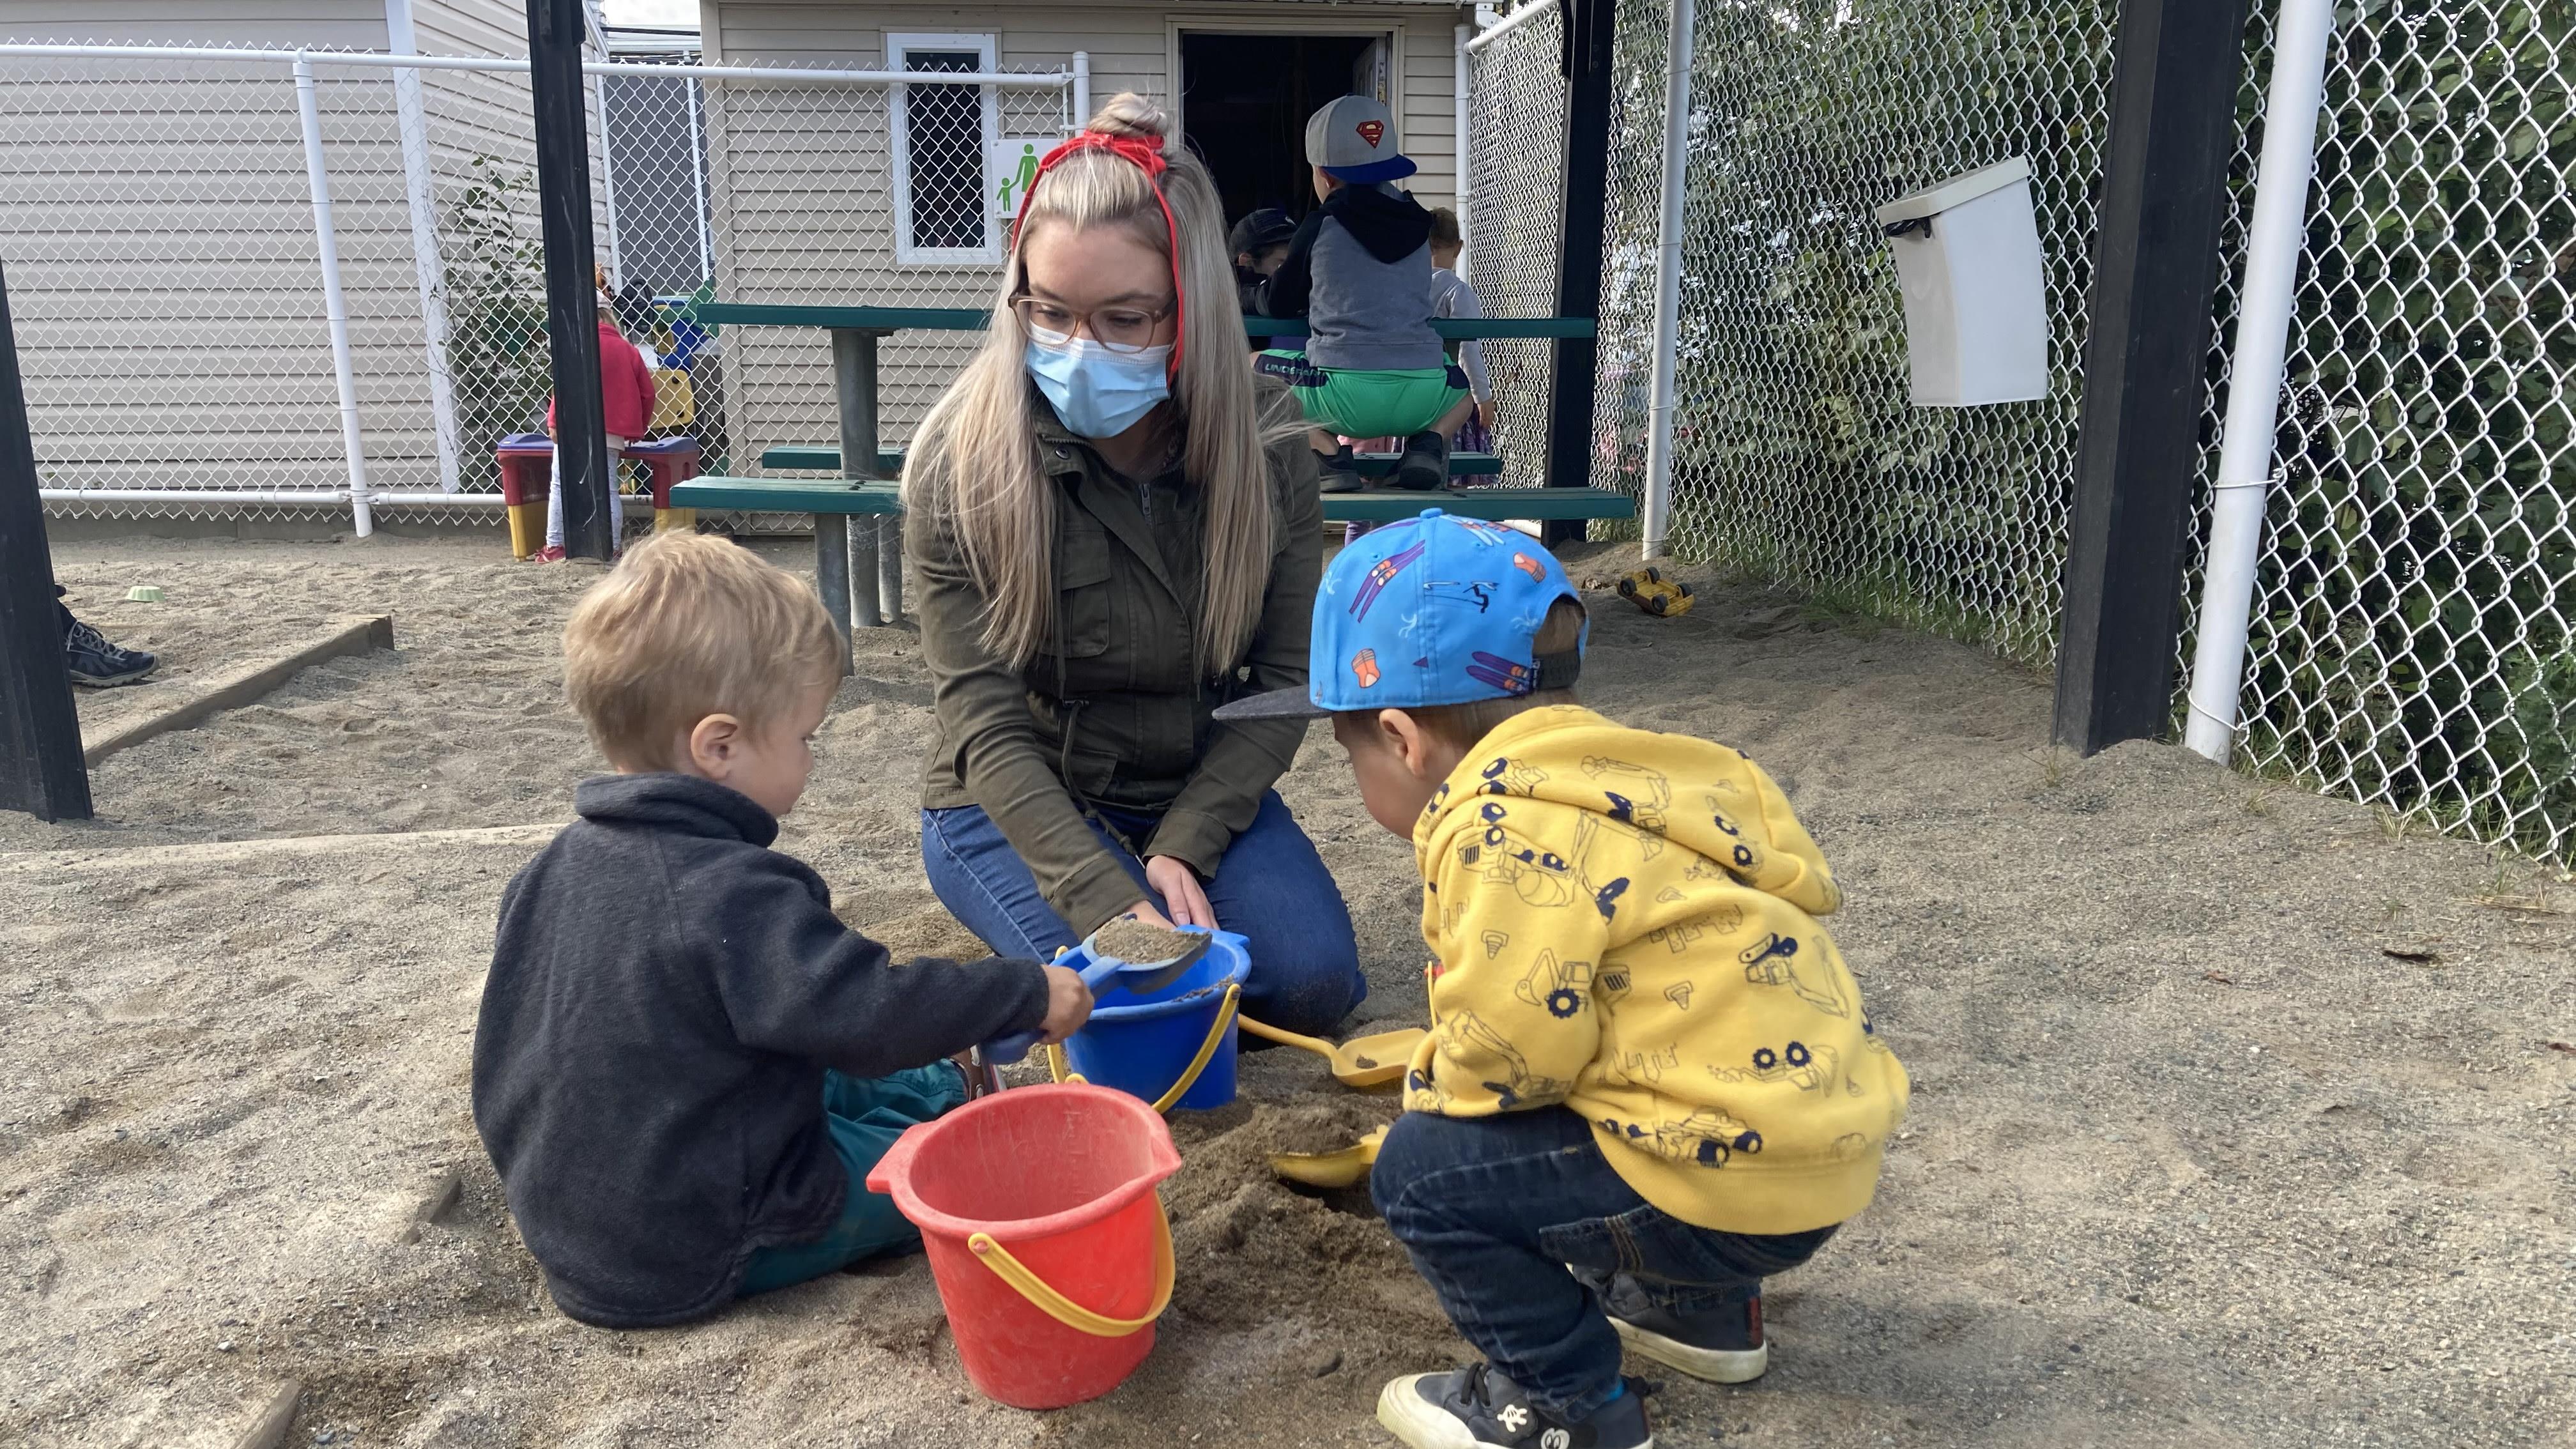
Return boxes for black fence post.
[0,265,92,822]
[1545,0,1617,540]
[529,0,611,561]
[2052,0,2252,754]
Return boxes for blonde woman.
[907,95,1365,1036]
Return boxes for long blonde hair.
[906,93,1283,673]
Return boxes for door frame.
[1165,12,1407,142]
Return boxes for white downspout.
[2184,0,2336,763]
[1639,0,1695,559]
[1453,22,1471,261]
[686,73,713,284]
[385,0,461,494]
[1071,50,1089,130]
[292,53,373,537]
[583,2,625,285]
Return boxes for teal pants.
[736,1064,966,1298]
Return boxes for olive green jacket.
[909,401,1324,936]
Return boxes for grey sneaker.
[64,618,157,687]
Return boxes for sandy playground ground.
[2,529,2571,1448]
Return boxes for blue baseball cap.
[1215,509,1586,721]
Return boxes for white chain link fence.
[1468,0,2571,865]
[0,40,1071,527]
[1464,3,1566,491]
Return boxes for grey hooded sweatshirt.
[1259,182,1446,372]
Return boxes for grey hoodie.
[1260,182,1446,372]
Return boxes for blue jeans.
[736,1064,966,1298]
[1370,1107,1837,1420]
[919,790,1366,1036]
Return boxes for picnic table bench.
[687,301,1614,651]
[757,443,1506,480]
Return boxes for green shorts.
[1258,351,1470,440]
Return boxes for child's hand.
[1036,964,1094,1045]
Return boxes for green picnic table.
[688,301,1606,650]
[668,477,1632,525]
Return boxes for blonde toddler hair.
[562,532,845,770]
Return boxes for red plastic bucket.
[866,1082,1181,1409]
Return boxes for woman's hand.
[1140,855,1218,929]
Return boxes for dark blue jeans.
[919,790,1366,1036]
[1371,1107,1837,1420]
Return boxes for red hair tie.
[1008,131,1186,381]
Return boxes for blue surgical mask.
[1025,337,1172,439]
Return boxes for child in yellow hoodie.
[1216,511,1906,1449]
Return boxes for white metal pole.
[1453,22,1472,263]
[686,75,714,285]
[386,0,463,494]
[2183,0,2334,764]
[1071,50,1090,129]
[1639,0,1695,559]
[293,54,374,537]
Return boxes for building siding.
[701,0,1468,465]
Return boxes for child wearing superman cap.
[1216,513,1909,1449]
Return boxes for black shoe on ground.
[1376,1363,1651,1449]
[1318,444,1365,494]
[1607,1289,1767,1384]
[1393,429,1450,490]
[64,618,157,687]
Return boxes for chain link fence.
[1469,0,2572,864]
[0,40,1070,528]
[1464,4,1566,491]
[2177,0,2576,864]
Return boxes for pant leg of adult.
[919,804,1151,962]
[545,442,564,550]
[1192,790,1364,1034]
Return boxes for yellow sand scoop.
[1268,1124,1389,1189]
[1236,1016,1425,1090]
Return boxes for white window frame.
[889,32,1002,266]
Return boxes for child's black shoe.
[1319,444,1365,494]
[1375,1363,1652,1449]
[1607,1286,1768,1384]
[1393,429,1450,490]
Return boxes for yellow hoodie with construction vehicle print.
[1402,705,1908,1235]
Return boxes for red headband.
[1008,130,1186,381]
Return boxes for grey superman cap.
[1304,95,1415,184]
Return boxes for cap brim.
[1211,686,1331,722]
[1322,156,1418,184]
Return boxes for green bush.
[441,155,552,493]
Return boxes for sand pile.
[1,532,2568,1447]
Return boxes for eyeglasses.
[1011,295,1176,354]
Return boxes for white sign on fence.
[988,137,1052,217]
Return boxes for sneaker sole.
[68,669,155,688]
[1375,1373,1656,1449]
[1611,1315,1768,1384]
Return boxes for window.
[889,33,999,265]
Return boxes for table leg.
[832,326,894,628]
[815,514,854,668]
[847,512,882,629]
[875,514,903,624]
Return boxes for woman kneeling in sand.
[903,94,1364,1036]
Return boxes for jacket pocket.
[1050,548,1115,660]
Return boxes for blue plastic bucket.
[1061,930,1250,1112]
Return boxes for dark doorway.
[1179,31,1383,229]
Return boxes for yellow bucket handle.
[968,1198,1176,1337]
[1045,981,1241,1116]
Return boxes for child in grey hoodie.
[1257,95,1474,492]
